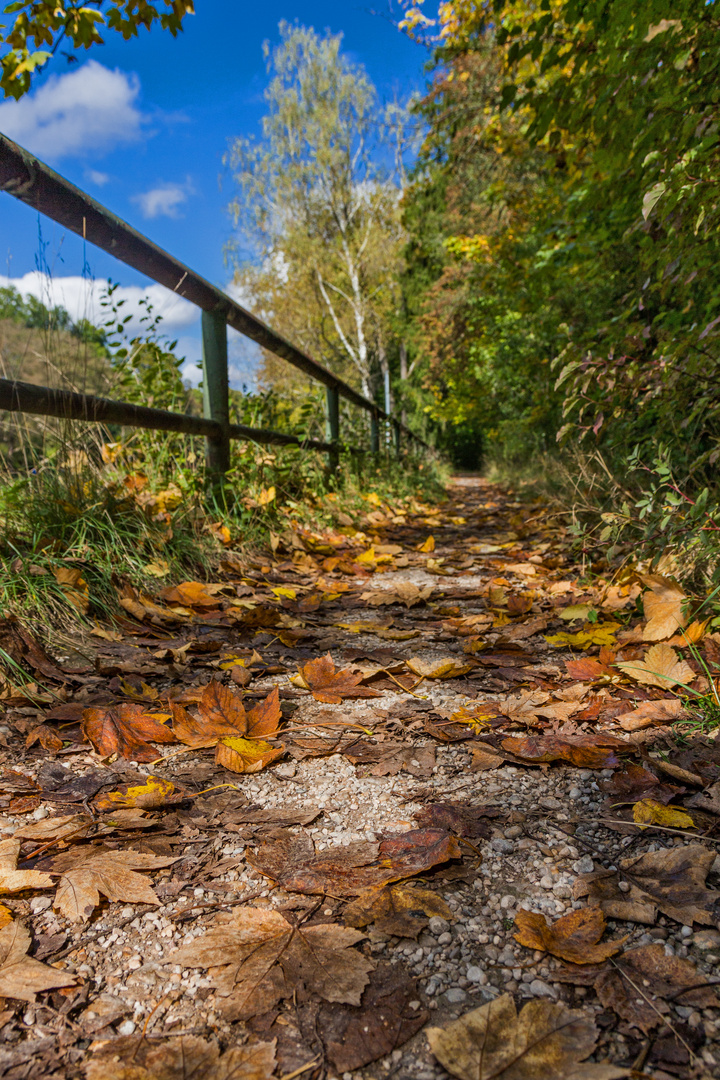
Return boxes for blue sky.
[0,1,428,385]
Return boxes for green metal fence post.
[370,410,380,454]
[326,384,340,472]
[201,308,230,481]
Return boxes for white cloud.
[0,271,199,341]
[85,169,110,186]
[0,60,146,160]
[131,179,193,220]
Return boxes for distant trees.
[227,22,414,405]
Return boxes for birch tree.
[226,22,411,401]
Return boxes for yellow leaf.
[272,587,297,600]
[418,535,435,552]
[545,623,620,649]
[215,736,284,774]
[143,559,170,578]
[94,776,176,810]
[53,566,89,614]
[0,904,13,929]
[642,575,687,641]
[407,657,472,679]
[258,486,276,506]
[633,800,695,829]
[356,547,377,565]
[616,643,695,689]
[559,604,594,622]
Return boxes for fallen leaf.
[501,733,627,769]
[166,906,373,1020]
[414,802,501,838]
[0,920,77,1002]
[559,604,595,622]
[0,837,54,893]
[514,907,627,964]
[427,993,628,1080]
[469,742,505,771]
[594,944,718,1031]
[575,843,720,925]
[344,885,452,937]
[564,653,617,681]
[603,764,683,805]
[632,799,695,828]
[0,904,11,929]
[173,684,281,746]
[618,697,687,730]
[85,1034,276,1080]
[250,829,462,896]
[92,775,179,810]
[53,566,90,614]
[418,535,435,552]
[361,583,434,608]
[215,735,284,774]
[545,623,621,650]
[616,643,695,689]
[0,617,68,681]
[82,703,176,762]
[642,575,687,641]
[161,581,220,608]
[319,963,428,1071]
[50,848,177,922]
[291,655,382,704]
[406,657,473,679]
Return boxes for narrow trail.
[1,477,719,1079]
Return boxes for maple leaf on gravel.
[172,684,281,747]
[501,733,628,769]
[48,846,177,922]
[343,884,452,938]
[514,907,627,964]
[0,921,77,1002]
[85,1034,276,1080]
[427,994,629,1080]
[0,837,54,893]
[166,906,374,1020]
[250,828,462,896]
[82,703,176,762]
[574,843,720,925]
[616,643,695,689]
[291,654,382,704]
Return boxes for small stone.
[408,1000,421,1011]
[491,838,515,854]
[275,763,297,779]
[617,881,630,893]
[539,797,562,811]
[649,927,668,941]
[693,929,720,950]
[29,896,51,914]
[529,979,557,999]
[444,988,467,1004]
[680,925,693,938]
[568,787,582,800]
[466,965,487,984]
[539,875,555,890]
[117,1020,136,1036]
[500,895,516,910]
[428,917,450,935]
[504,826,522,839]
[572,856,594,875]
[438,932,452,945]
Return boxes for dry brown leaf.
[469,742,505,771]
[603,764,683,805]
[0,837,54,893]
[406,657,472,679]
[291,654,382,704]
[361,582,434,608]
[575,843,720,925]
[344,884,452,937]
[93,775,180,811]
[173,684,281,746]
[166,906,373,1020]
[514,907,627,964]
[251,828,462,896]
[618,697,687,731]
[427,993,628,1080]
[641,576,687,641]
[50,848,177,922]
[616,643,695,689]
[0,921,77,1002]
[82,703,176,762]
[501,733,627,769]
[215,736,284,774]
[85,1034,276,1080]
[161,581,221,608]
[53,566,89,614]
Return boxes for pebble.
[694,930,720,950]
[117,1020,136,1036]
[445,988,467,1004]
[29,896,52,914]
[466,965,487,984]
[540,875,555,890]
[568,787,582,800]
[491,838,515,854]
[529,980,557,998]
[572,856,594,874]
[428,917,450,935]
[539,797,562,810]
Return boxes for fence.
[0,133,428,481]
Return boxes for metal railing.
[0,133,427,479]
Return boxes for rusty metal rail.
[0,133,427,476]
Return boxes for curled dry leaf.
[82,703,176,762]
[53,566,90,614]
[251,828,462,896]
[501,733,627,770]
[0,837,54,893]
[616,643,695,689]
[166,906,373,1020]
[406,657,473,679]
[173,684,281,747]
[0,921,77,1002]
[513,907,627,964]
[291,654,382,704]
[343,884,453,938]
[575,843,720,925]
[427,993,628,1080]
[49,847,177,922]
[84,1034,277,1080]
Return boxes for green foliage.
[0,0,194,99]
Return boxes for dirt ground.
[1,476,719,1080]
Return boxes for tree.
[226,22,412,403]
[0,1,194,99]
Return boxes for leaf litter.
[0,477,719,1078]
